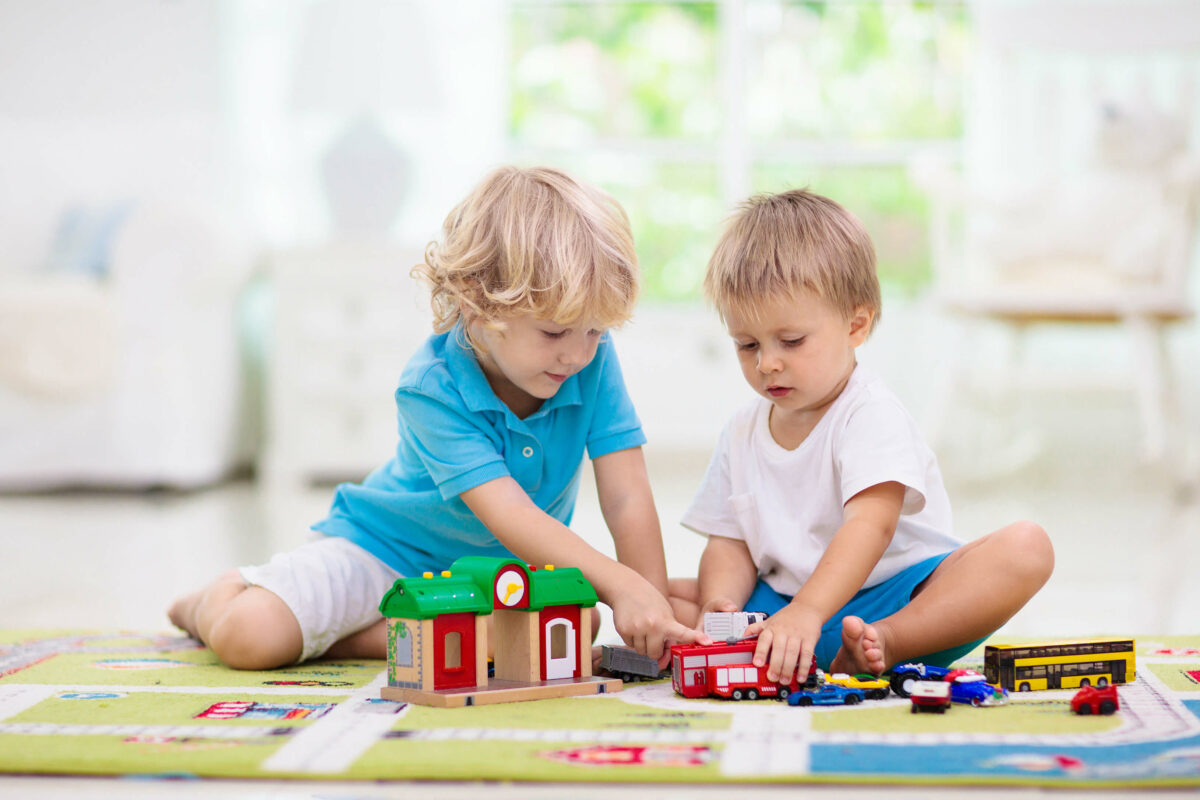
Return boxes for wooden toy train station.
[378,556,621,707]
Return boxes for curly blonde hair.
[414,166,640,344]
[704,189,881,333]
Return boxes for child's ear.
[462,306,491,336]
[848,306,874,345]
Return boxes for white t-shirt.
[681,365,961,596]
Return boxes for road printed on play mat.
[262,671,404,773]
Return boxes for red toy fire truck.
[670,639,816,701]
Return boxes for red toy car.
[1071,684,1119,715]
[910,680,952,713]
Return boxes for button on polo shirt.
[314,324,646,578]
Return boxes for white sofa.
[0,200,256,489]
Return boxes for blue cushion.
[44,202,134,279]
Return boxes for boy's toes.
[167,593,201,638]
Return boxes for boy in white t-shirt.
[669,189,1054,684]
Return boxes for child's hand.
[611,580,711,666]
[697,597,740,619]
[743,602,823,684]
[694,597,740,639]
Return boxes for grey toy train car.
[600,644,667,682]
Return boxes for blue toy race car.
[889,663,950,698]
[786,683,866,707]
[946,669,1009,707]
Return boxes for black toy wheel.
[890,671,919,698]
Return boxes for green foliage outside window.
[510,3,718,143]
[509,2,966,301]
[746,2,965,141]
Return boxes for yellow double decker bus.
[983,638,1136,692]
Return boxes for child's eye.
[542,329,567,340]
[587,329,603,338]
[783,337,806,347]
[735,341,758,352]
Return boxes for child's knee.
[207,592,303,670]
[1001,521,1054,583]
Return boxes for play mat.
[1,630,1199,788]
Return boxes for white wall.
[0,0,237,274]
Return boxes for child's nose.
[757,349,782,373]
[560,339,590,367]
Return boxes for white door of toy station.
[544,617,575,679]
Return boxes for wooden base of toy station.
[381,676,623,708]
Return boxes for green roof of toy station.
[437,556,597,609]
[378,572,491,620]
[528,566,598,609]
[451,556,524,594]
[378,556,599,618]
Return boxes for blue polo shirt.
[312,324,647,577]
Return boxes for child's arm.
[592,446,711,659]
[695,534,759,619]
[744,481,905,683]
[460,465,706,661]
[592,447,668,596]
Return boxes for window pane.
[393,622,414,668]
[551,623,568,659]
[620,162,723,303]
[752,163,932,292]
[746,2,966,141]
[510,3,719,144]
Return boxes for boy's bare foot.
[167,591,202,640]
[829,615,887,675]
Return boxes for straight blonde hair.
[415,166,640,343]
[704,189,881,332]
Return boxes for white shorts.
[238,536,403,663]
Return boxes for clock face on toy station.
[494,567,529,609]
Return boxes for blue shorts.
[744,552,987,671]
